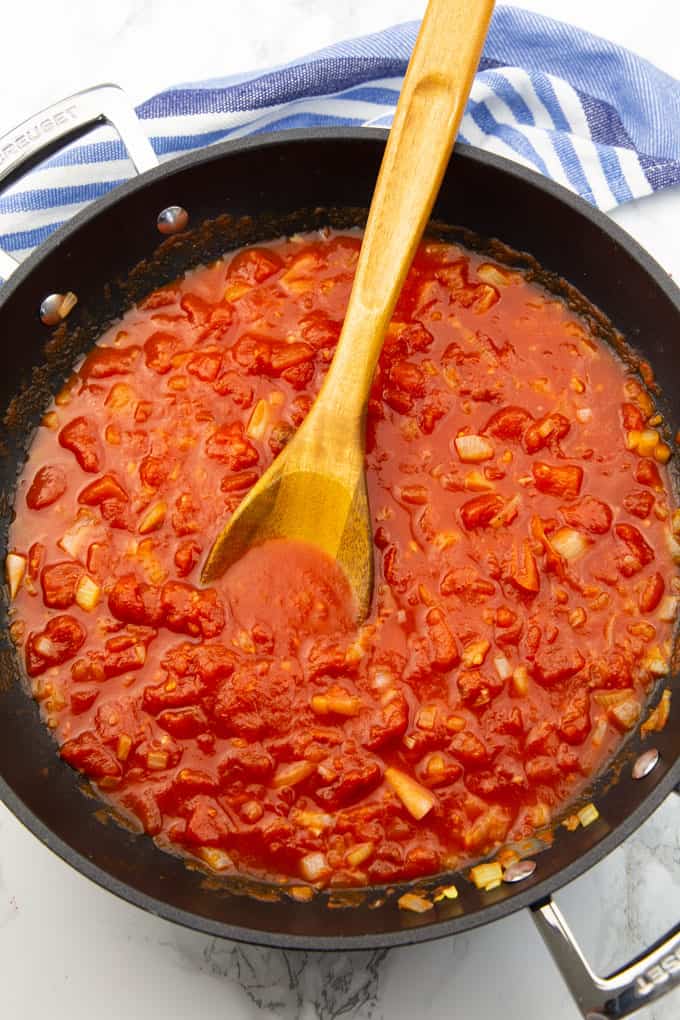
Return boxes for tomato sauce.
[7,231,678,887]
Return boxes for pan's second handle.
[533,898,680,1018]
[0,84,158,281]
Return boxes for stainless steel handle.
[0,84,158,281]
[533,898,680,1018]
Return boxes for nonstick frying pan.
[0,85,679,1020]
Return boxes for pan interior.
[0,133,679,947]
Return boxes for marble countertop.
[1,2,679,1018]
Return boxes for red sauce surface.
[8,231,677,887]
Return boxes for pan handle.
[0,84,158,281]
[533,897,680,1018]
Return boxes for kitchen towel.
[1,4,679,265]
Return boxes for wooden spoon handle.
[320,0,495,421]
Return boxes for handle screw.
[503,859,536,883]
[632,748,660,780]
[40,292,78,325]
[157,205,189,234]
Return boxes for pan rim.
[1,126,680,949]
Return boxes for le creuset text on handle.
[0,84,158,281]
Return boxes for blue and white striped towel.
[1,5,679,265]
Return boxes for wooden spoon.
[201,0,495,618]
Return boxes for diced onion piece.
[608,698,641,731]
[470,861,503,890]
[197,847,233,872]
[575,407,592,423]
[530,803,551,828]
[279,253,318,294]
[398,892,434,913]
[433,884,459,902]
[299,852,330,883]
[641,688,671,736]
[287,885,314,902]
[245,398,271,440]
[562,814,580,832]
[346,842,374,868]
[423,756,447,786]
[59,511,97,561]
[105,382,137,411]
[446,714,466,732]
[454,434,494,463]
[42,411,59,430]
[310,691,362,717]
[637,429,660,457]
[497,848,520,869]
[9,620,25,644]
[416,705,438,730]
[477,263,515,287]
[493,655,511,681]
[655,442,672,464]
[385,766,436,820]
[644,646,669,677]
[58,292,78,318]
[658,595,679,622]
[591,717,608,747]
[138,501,167,535]
[624,378,654,416]
[464,469,494,492]
[511,666,529,696]
[273,760,316,788]
[668,510,680,542]
[75,574,101,611]
[577,803,599,828]
[5,553,26,599]
[568,607,587,629]
[462,639,490,668]
[593,689,634,708]
[147,750,168,770]
[55,377,76,406]
[292,810,333,836]
[667,531,680,564]
[116,734,132,761]
[551,527,590,561]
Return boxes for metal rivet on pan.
[632,748,660,780]
[503,859,536,884]
[157,205,189,234]
[40,291,78,326]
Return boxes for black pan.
[0,86,679,1019]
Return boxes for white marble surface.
[1,2,680,1018]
